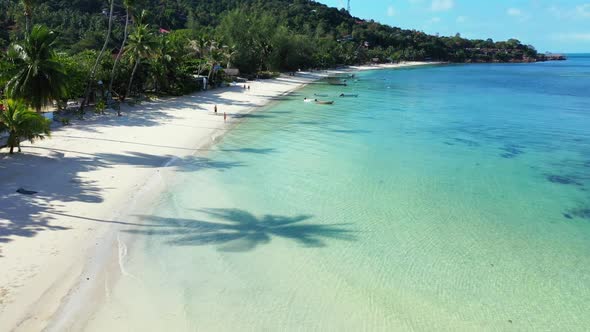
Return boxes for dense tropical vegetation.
[4,24,67,113]
[0,0,548,98]
[0,98,51,153]
[0,0,553,152]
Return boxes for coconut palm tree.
[5,25,67,113]
[205,40,218,78]
[150,35,173,93]
[108,0,136,99]
[123,18,157,101]
[188,35,211,76]
[206,41,229,85]
[0,99,50,154]
[21,0,36,36]
[80,0,115,111]
[222,45,238,69]
[188,35,209,58]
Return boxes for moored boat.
[315,100,334,105]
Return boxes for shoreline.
[0,62,433,330]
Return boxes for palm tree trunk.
[8,132,15,154]
[80,0,115,112]
[125,58,140,101]
[207,61,216,87]
[23,0,32,36]
[108,10,130,97]
[25,15,30,36]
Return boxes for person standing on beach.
[214,105,217,114]
[224,112,227,122]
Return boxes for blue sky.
[317,0,590,53]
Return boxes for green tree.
[5,25,67,113]
[0,99,50,154]
[109,0,136,98]
[204,40,223,83]
[55,51,103,102]
[0,55,16,91]
[21,0,36,36]
[188,35,212,75]
[149,35,174,94]
[123,18,157,101]
[222,45,238,69]
[80,0,115,111]
[217,9,277,73]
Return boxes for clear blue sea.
[87,56,590,331]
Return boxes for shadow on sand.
[126,208,356,252]
[0,150,245,256]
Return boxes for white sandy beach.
[0,62,432,331]
[349,61,439,71]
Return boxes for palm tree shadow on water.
[128,208,356,252]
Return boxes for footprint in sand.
[0,287,8,305]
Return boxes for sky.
[317,0,590,53]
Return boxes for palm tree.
[80,0,115,111]
[123,18,157,101]
[150,35,173,93]
[187,39,229,87]
[195,40,218,83]
[21,0,36,36]
[5,25,67,113]
[188,35,209,58]
[108,0,135,99]
[0,99,51,154]
[223,45,238,69]
[188,35,210,76]
[206,41,227,85]
[205,40,218,80]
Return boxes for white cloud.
[431,0,454,11]
[507,8,522,16]
[507,8,531,21]
[577,4,590,17]
[548,4,590,20]
[552,33,590,41]
[429,17,441,23]
[456,16,467,23]
[387,6,397,17]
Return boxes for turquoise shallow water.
[87,57,590,331]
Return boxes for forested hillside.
[0,0,552,114]
[1,0,544,66]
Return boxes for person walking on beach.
[224,112,227,122]
[214,105,217,114]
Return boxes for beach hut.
[225,68,240,77]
